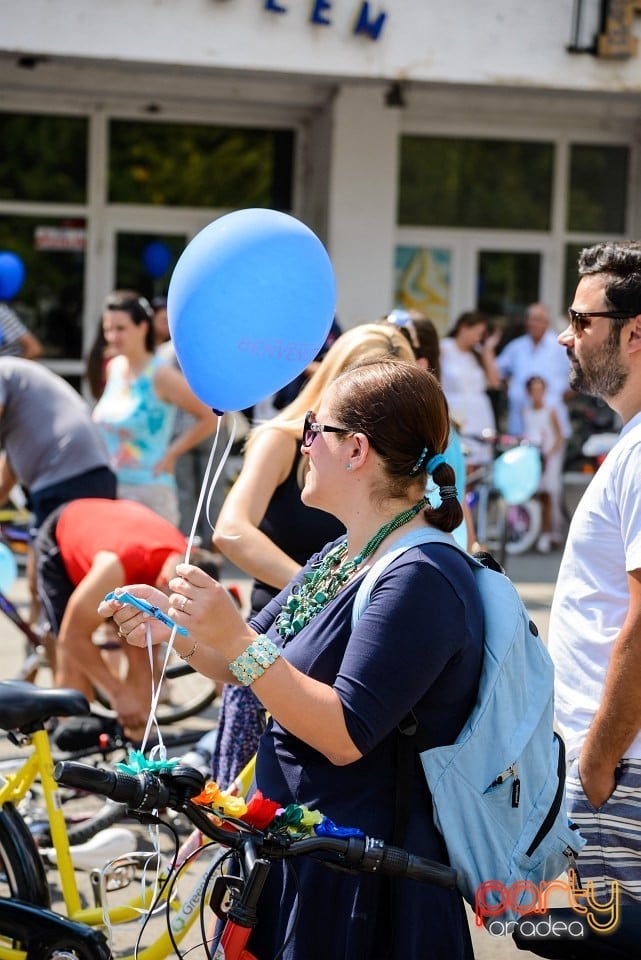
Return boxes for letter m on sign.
[353,2,387,40]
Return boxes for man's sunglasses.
[567,308,638,335]
[302,411,350,448]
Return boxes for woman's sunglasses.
[302,411,350,448]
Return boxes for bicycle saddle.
[0,680,89,732]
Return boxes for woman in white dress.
[440,311,501,467]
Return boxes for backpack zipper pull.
[491,761,517,787]
[511,767,521,808]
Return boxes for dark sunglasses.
[302,410,350,448]
[567,307,638,336]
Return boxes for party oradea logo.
[475,870,619,940]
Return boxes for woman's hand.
[152,451,178,477]
[166,562,254,661]
[97,584,172,647]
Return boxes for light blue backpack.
[351,527,585,927]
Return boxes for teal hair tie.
[426,453,447,474]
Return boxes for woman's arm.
[0,452,17,506]
[479,329,502,389]
[152,364,218,472]
[213,429,303,589]
[548,407,564,454]
[100,568,359,765]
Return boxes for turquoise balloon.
[0,543,17,593]
[167,209,336,412]
[493,446,542,505]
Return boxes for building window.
[567,144,628,234]
[0,112,88,204]
[109,121,295,210]
[398,136,554,230]
[0,214,86,362]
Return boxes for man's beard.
[569,330,628,399]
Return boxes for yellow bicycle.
[0,680,221,959]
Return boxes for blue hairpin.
[409,446,428,477]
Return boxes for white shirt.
[497,331,571,438]
[440,338,496,463]
[548,411,641,761]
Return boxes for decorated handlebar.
[53,760,456,888]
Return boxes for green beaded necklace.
[275,495,429,642]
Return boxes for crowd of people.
[2,239,641,955]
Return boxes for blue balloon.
[143,241,172,279]
[167,209,336,412]
[0,252,26,300]
[493,446,542,505]
[0,543,17,593]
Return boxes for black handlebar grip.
[379,845,456,887]
[53,760,170,810]
[406,853,457,887]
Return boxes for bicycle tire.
[505,499,542,556]
[0,801,50,906]
[36,797,129,848]
[483,490,508,569]
[92,654,218,725]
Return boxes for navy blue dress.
[212,452,344,787]
[246,538,484,960]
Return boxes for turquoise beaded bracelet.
[228,635,281,686]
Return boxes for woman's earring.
[346,463,352,471]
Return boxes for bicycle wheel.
[92,648,218,725]
[34,797,129,848]
[483,490,508,569]
[505,499,542,556]
[156,652,219,725]
[0,802,50,905]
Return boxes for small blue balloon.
[0,252,26,300]
[493,446,542,505]
[167,209,336,412]
[143,241,172,279]
[0,544,17,593]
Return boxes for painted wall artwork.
[394,246,451,335]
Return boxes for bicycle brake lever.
[104,590,189,636]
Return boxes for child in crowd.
[522,375,564,553]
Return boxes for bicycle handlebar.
[53,760,456,889]
[53,759,204,810]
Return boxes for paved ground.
[0,547,563,958]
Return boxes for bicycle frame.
[0,726,219,960]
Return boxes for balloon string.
[141,621,171,754]
[202,416,237,543]
[140,415,237,753]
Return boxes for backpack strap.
[351,526,478,630]
[350,527,480,848]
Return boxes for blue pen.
[104,590,189,636]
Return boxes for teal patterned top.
[92,353,177,488]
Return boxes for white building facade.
[2,0,641,379]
